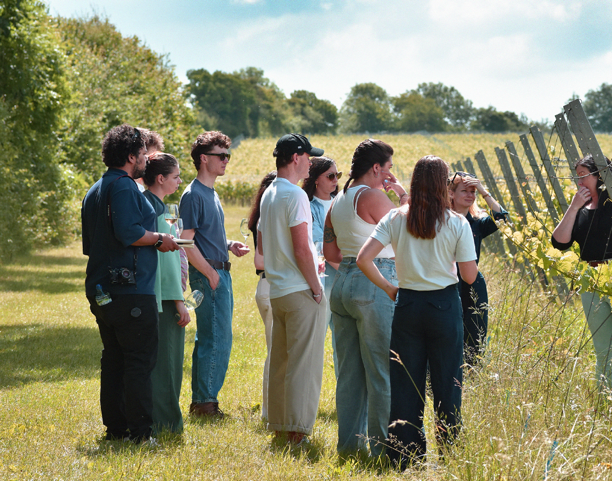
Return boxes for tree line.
[1,0,611,260]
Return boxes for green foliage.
[339,82,392,134]
[392,91,447,132]
[287,90,338,135]
[214,180,258,206]
[584,83,612,133]
[0,0,72,260]
[472,106,529,132]
[186,67,290,139]
[414,82,475,130]
[57,15,198,186]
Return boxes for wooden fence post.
[464,157,477,176]
[530,126,570,214]
[495,146,528,222]
[475,150,507,211]
[519,134,560,226]
[564,99,612,198]
[505,141,539,214]
[554,113,580,185]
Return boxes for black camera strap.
[105,174,139,287]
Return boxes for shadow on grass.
[0,255,85,293]
[317,406,338,423]
[0,324,100,388]
[77,432,186,458]
[269,433,324,463]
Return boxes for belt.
[589,260,609,268]
[206,259,231,271]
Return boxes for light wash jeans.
[331,257,397,456]
[189,266,234,403]
[581,291,612,391]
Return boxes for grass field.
[2,204,612,480]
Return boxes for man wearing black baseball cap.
[274,133,325,158]
[257,133,327,445]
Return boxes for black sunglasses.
[205,152,231,162]
[448,171,476,185]
[325,171,342,180]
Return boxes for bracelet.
[482,193,491,199]
[313,293,321,298]
[399,192,408,199]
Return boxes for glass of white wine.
[239,218,250,243]
[315,241,327,278]
[165,204,179,227]
[174,218,183,238]
[175,290,203,320]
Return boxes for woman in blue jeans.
[324,139,408,456]
[358,155,478,468]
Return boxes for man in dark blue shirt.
[82,124,179,443]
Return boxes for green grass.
[2,205,612,480]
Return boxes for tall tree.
[0,0,70,259]
[392,92,447,132]
[471,107,528,132]
[287,90,338,135]
[583,83,612,132]
[414,82,474,130]
[339,83,392,134]
[58,15,197,185]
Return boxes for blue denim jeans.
[189,266,233,403]
[331,257,397,456]
[387,284,463,466]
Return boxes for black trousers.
[387,284,463,467]
[460,272,488,365]
[88,294,158,441]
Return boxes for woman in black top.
[552,154,612,390]
[448,172,507,365]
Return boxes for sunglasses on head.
[325,171,342,180]
[448,171,476,185]
[205,152,231,162]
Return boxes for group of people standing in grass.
[247,135,508,467]
[83,123,612,468]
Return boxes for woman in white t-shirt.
[324,139,408,457]
[357,155,478,468]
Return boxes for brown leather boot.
[189,401,225,419]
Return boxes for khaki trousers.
[267,289,326,435]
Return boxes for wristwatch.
[154,233,163,248]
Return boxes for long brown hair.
[302,156,338,201]
[247,171,277,234]
[406,155,450,239]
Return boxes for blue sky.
[45,0,612,123]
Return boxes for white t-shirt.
[313,196,333,217]
[259,177,319,299]
[371,207,477,291]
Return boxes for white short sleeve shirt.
[372,207,477,291]
[258,178,319,299]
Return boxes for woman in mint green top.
[143,152,190,434]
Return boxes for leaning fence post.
[505,141,539,214]
[475,150,507,211]
[472,152,506,256]
[554,113,580,185]
[520,134,560,226]
[464,157,477,176]
[530,127,570,214]
[495,147,527,223]
[564,99,612,199]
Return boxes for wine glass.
[176,290,203,320]
[239,218,250,243]
[315,241,327,278]
[174,218,183,238]
[165,204,179,227]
